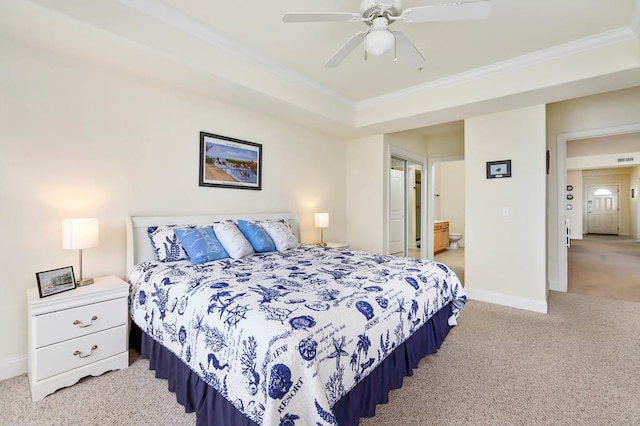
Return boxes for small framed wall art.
[486,160,511,179]
[199,132,262,190]
[36,266,76,298]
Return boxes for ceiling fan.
[282,0,491,68]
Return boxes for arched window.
[594,188,613,196]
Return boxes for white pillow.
[212,221,255,259]
[260,220,300,252]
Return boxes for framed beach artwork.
[199,132,262,190]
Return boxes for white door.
[390,168,405,254]
[587,185,619,234]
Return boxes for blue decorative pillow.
[147,225,191,262]
[173,227,229,264]
[237,220,276,253]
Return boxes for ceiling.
[158,0,636,101]
[10,0,640,137]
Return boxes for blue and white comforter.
[129,245,466,426]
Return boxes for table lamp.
[314,212,329,247]
[62,218,99,286]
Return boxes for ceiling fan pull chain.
[394,34,398,62]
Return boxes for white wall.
[0,36,347,378]
[345,135,385,253]
[464,105,548,313]
[426,132,465,159]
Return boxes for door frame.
[555,122,640,292]
[389,165,405,254]
[386,145,427,258]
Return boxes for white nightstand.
[324,242,349,249]
[27,275,129,401]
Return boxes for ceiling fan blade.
[393,31,426,67]
[283,12,362,23]
[325,32,367,68]
[398,0,491,23]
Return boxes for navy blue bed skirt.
[135,302,453,426]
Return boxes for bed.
[126,213,466,426]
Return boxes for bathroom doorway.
[429,158,466,283]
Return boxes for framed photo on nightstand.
[36,266,76,298]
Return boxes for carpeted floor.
[2,291,639,425]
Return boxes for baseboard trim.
[465,288,548,314]
[0,354,27,381]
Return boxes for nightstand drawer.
[34,298,127,348]
[36,325,127,380]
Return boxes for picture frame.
[36,266,76,298]
[199,132,262,190]
[486,160,511,179]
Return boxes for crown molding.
[66,0,640,120]
[357,26,639,110]
[120,0,355,108]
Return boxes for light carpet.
[2,291,639,425]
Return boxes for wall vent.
[616,157,634,163]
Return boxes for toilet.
[449,233,462,250]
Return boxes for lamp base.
[77,278,94,286]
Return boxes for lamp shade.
[62,218,99,250]
[314,212,329,229]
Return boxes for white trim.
[465,288,548,314]
[359,27,637,109]
[0,354,27,381]
[120,0,354,108]
[555,122,640,293]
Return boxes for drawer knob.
[73,315,98,328]
[73,345,98,359]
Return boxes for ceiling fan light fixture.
[365,17,395,56]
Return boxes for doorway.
[586,185,620,234]
[429,158,466,283]
[555,123,640,293]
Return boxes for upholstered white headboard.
[125,212,300,274]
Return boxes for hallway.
[568,235,640,302]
